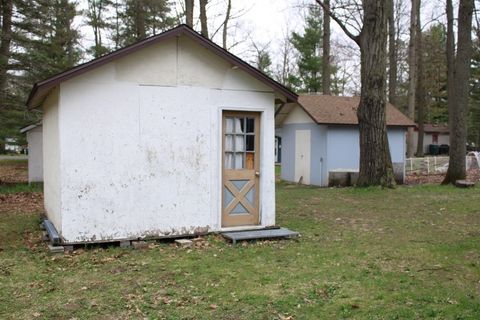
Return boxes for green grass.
[1,183,480,319]
[0,182,42,194]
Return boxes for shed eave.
[26,24,297,109]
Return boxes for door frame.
[218,107,267,231]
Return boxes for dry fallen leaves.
[0,192,43,214]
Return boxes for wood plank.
[222,228,299,245]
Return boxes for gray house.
[276,95,415,186]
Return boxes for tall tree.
[0,0,13,152]
[222,0,232,48]
[317,0,396,187]
[422,24,448,124]
[251,41,272,76]
[85,0,112,58]
[275,29,296,87]
[406,0,420,158]
[185,0,193,27]
[388,0,397,105]
[115,0,175,46]
[199,0,208,37]
[0,0,12,105]
[290,6,324,93]
[134,0,146,39]
[415,9,426,156]
[322,0,331,94]
[443,0,475,184]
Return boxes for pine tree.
[118,0,175,46]
[289,6,324,93]
[0,0,81,153]
[85,0,112,58]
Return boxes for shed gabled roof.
[298,94,415,127]
[27,24,297,108]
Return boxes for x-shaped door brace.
[224,180,255,214]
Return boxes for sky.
[77,0,459,95]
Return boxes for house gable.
[283,104,315,125]
[27,25,297,108]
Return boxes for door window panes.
[224,116,256,170]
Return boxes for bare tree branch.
[315,0,360,44]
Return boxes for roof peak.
[27,24,296,108]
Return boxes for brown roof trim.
[27,24,297,108]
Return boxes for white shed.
[20,122,43,183]
[27,25,297,244]
[276,95,415,187]
[412,123,450,154]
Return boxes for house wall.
[54,35,276,243]
[27,126,43,183]
[279,105,406,187]
[280,107,328,186]
[326,127,406,184]
[412,131,450,154]
[42,88,61,230]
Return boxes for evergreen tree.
[468,31,480,147]
[289,6,324,93]
[0,0,81,153]
[422,24,448,124]
[118,0,175,46]
[85,0,112,58]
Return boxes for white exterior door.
[294,130,311,185]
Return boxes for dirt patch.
[0,192,43,214]
[406,169,480,185]
[0,161,28,184]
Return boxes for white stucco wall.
[42,89,61,230]
[27,126,43,183]
[50,35,277,243]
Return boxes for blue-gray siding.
[280,124,406,186]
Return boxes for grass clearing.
[0,162,480,318]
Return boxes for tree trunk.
[406,0,420,158]
[415,6,425,157]
[316,0,395,187]
[222,0,231,49]
[185,0,194,28]
[199,0,208,37]
[0,0,13,106]
[135,0,146,40]
[443,0,474,184]
[387,0,397,105]
[356,0,396,188]
[322,0,331,95]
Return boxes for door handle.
[255,171,260,177]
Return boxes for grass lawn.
[1,161,480,319]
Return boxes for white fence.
[405,156,450,175]
[405,152,480,175]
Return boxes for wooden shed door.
[222,112,260,227]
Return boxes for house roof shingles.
[298,94,415,127]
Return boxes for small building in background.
[276,95,415,187]
[20,122,43,183]
[412,123,450,155]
